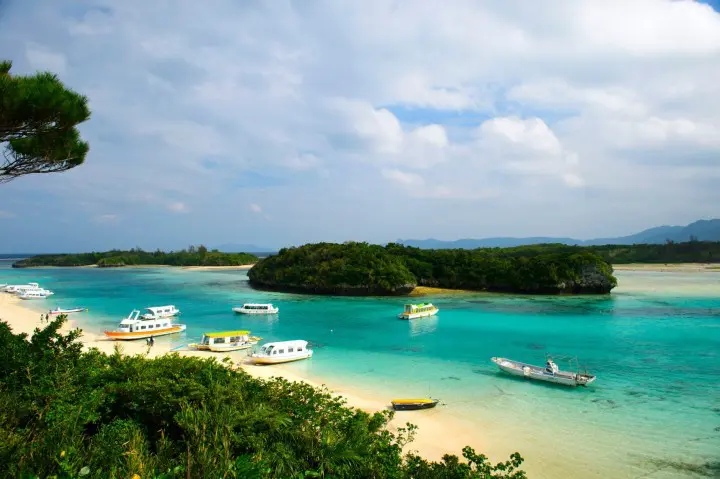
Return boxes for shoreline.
[0,294,511,469]
[10,263,257,270]
[612,263,720,273]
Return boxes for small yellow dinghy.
[391,398,439,411]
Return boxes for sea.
[1,260,718,478]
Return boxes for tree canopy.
[0,60,90,182]
[13,246,258,268]
[0,317,527,478]
[248,242,617,295]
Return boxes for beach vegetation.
[0,60,91,183]
[12,246,258,268]
[0,317,527,478]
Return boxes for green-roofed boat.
[189,330,262,352]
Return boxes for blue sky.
[1,0,720,252]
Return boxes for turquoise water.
[1,263,719,478]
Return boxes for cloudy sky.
[1,0,719,252]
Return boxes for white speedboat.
[233,303,279,315]
[104,310,186,340]
[5,282,40,293]
[398,303,438,320]
[251,340,312,364]
[140,305,180,320]
[17,289,54,300]
[491,357,596,387]
[48,307,88,315]
[189,330,262,352]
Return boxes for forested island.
[12,246,258,268]
[248,242,617,295]
[0,318,526,478]
[586,240,720,264]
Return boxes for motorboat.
[17,289,54,300]
[104,310,186,340]
[4,282,40,293]
[391,399,439,411]
[233,303,279,315]
[491,357,596,387]
[188,330,262,352]
[48,307,88,315]
[250,340,312,364]
[398,303,438,320]
[141,305,180,320]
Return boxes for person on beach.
[149,336,155,347]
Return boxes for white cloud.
[25,42,67,74]
[1,0,719,249]
[167,202,188,213]
[94,214,118,223]
[0,210,16,219]
[249,203,262,214]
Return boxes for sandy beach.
[181,264,255,271]
[0,293,508,470]
[612,263,720,272]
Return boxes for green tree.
[0,60,90,182]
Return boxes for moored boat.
[491,356,596,387]
[5,282,40,293]
[398,303,438,320]
[104,310,186,340]
[233,303,279,315]
[141,305,180,320]
[250,340,312,364]
[17,288,54,300]
[188,330,262,352]
[48,307,88,315]
[391,399,439,411]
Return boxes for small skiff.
[491,357,596,387]
[49,307,88,315]
[391,399,439,411]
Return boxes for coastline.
[612,263,720,272]
[0,294,513,470]
[11,263,256,270]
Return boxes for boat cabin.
[116,310,173,333]
[141,305,180,319]
[234,303,279,314]
[200,330,251,347]
[403,303,435,314]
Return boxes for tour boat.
[398,303,438,320]
[48,307,88,315]
[391,399,439,411]
[188,330,262,352]
[491,357,596,387]
[140,305,180,320]
[250,340,312,364]
[233,303,279,315]
[104,310,186,340]
[17,289,54,300]
[5,282,40,293]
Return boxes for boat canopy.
[203,330,250,338]
[391,399,435,404]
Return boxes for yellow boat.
[391,398,439,410]
[188,330,261,352]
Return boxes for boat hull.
[104,325,186,340]
[491,357,595,387]
[391,400,439,411]
[208,343,254,352]
[49,308,87,315]
[251,351,312,364]
[398,308,438,320]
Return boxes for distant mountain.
[213,243,276,253]
[398,219,720,249]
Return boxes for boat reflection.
[408,315,438,336]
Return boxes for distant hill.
[399,219,720,249]
[213,243,276,253]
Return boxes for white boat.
[491,357,596,387]
[250,340,313,364]
[233,303,279,315]
[104,310,186,340]
[398,303,438,320]
[189,330,262,352]
[48,307,88,315]
[140,305,180,320]
[17,289,54,300]
[5,282,40,293]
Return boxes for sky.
[1,0,720,252]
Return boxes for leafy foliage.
[0,318,527,478]
[0,60,90,182]
[13,246,258,268]
[249,242,617,295]
[584,240,720,264]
